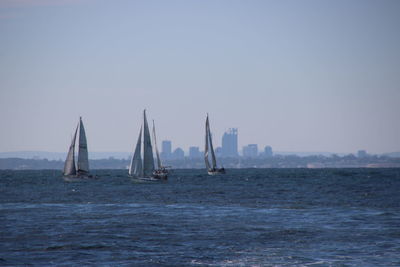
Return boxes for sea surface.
[1,168,400,266]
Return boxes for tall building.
[161,140,172,159]
[243,144,258,158]
[357,150,367,158]
[221,128,238,157]
[189,146,201,158]
[264,146,273,157]
[215,147,222,158]
[172,147,185,159]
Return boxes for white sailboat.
[63,117,95,181]
[129,110,168,181]
[152,120,169,179]
[205,114,226,175]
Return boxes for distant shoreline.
[1,155,399,170]
[1,151,400,161]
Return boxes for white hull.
[207,168,226,176]
[129,175,167,182]
[63,174,97,182]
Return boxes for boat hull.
[207,168,226,175]
[63,174,97,182]
[129,174,167,182]
[152,170,168,180]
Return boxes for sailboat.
[204,114,226,175]
[129,110,168,181]
[152,120,169,179]
[63,117,95,181]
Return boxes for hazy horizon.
[1,0,399,155]
[0,151,400,161]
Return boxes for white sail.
[63,124,78,176]
[77,117,89,173]
[152,120,162,169]
[129,127,143,177]
[142,110,155,177]
[204,115,211,170]
[206,115,217,169]
[209,131,217,169]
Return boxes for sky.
[0,0,399,155]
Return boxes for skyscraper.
[243,144,258,158]
[189,146,201,158]
[161,140,172,159]
[172,147,185,159]
[221,128,238,157]
[264,146,273,157]
[357,150,367,158]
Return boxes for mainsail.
[152,120,162,169]
[77,117,89,174]
[205,114,217,169]
[63,117,91,177]
[208,121,217,169]
[204,115,211,170]
[129,127,143,177]
[63,124,78,176]
[142,110,155,177]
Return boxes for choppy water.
[1,168,400,266]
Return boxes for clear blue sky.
[1,0,399,154]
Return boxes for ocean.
[1,168,399,266]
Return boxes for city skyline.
[1,137,388,160]
[1,0,400,154]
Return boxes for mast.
[77,117,89,174]
[142,110,155,177]
[129,126,143,177]
[152,120,162,169]
[63,124,78,176]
